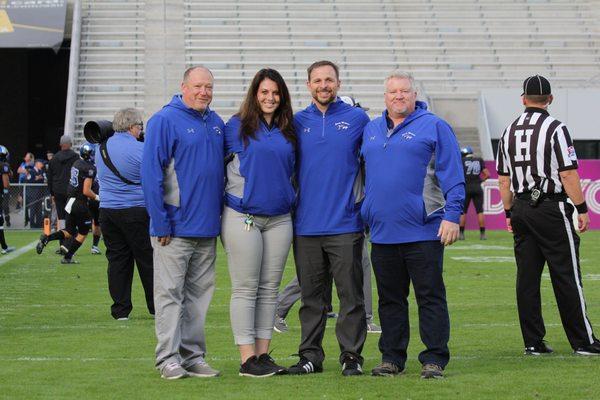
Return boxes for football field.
[1,230,599,399]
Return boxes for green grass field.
[1,230,599,399]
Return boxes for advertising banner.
[464,160,600,230]
[0,0,67,48]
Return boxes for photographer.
[92,108,154,321]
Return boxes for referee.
[497,75,600,356]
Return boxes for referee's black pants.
[371,241,450,369]
[294,233,366,365]
[99,207,155,319]
[511,198,596,349]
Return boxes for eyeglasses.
[133,122,144,130]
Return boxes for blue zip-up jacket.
[361,102,465,244]
[294,98,370,235]
[224,115,295,216]
[96,132,145,209]
[141,95,225,237]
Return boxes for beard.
[313,90,336,106]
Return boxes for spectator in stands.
[142,66,223,380]
[47,135,79,252]
[16,152,34,216]
[96,108,154,321]
[221,68,295,377]
[17,152,34,183]
[363,70,464,379]
[24,160,46,228]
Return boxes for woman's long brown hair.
[238,68,296,148]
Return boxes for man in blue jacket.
[142,66,224,380]
[288,61,370,376]
[96,108,154,321]
[363,71,464,379]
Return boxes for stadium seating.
[70,0,600,154]
[74,0,145,143]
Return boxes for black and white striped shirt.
[496,107,578,194]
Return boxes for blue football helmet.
[0,145,8,162]
[461,146,473,156]
[80,143,95,161]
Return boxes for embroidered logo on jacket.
[335,121,350,131]
[213,126,223,135]
[402,132,415,140]
[187,128,195,134]
[303,127,311,134]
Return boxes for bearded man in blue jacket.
[142,66,224,380]
[288,61,370,376]
[363,71,465,379]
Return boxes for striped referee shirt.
[496,107,578,194]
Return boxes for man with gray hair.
[362,70,464,379]
[142,66,224,379]
[96,107,154,321]
[47,134,79,252]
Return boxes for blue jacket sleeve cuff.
[443,183,465,224]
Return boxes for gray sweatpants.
[152,236,216,370]
[276,239,374,319]
[221,207,292,345]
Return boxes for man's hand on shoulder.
[438,220,459,246]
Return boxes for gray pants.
[295,233,367,365]
[152,236,216,370]
[221,207,292,345]
[276,239,373,319]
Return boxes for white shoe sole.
[273,326,287,333]
[161,373,187,380]
[187,372,220,378]
[239,372,276,378]
[574,351,600,356]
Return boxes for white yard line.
[0,240,38,267]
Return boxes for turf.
[1,230,599,399]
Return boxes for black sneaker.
[341,355,363,376]
[524,341,554,356]
[574,341,600,356]
[288,356,323,375]
[36,234,48,255]
[239,356,276,378]
[257,353,287,375]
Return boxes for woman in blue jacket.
[221,68,296,377]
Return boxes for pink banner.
[464,160,600,230]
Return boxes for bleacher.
[73,0,145,143]
[70,0,600,153]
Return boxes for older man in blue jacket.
[142,66,224,380]
[363,71,464,379]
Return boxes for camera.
[83,120,114,144]
[84,120,144,143]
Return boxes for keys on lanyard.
[244,214,254,231]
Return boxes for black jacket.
[47,149,79,196]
